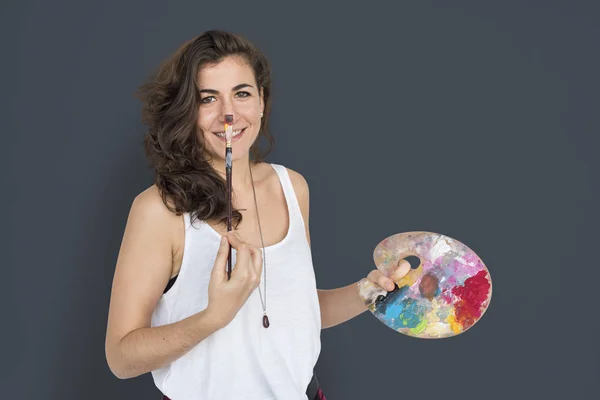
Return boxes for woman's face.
[196,55,264,163]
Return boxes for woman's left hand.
[365,259,412,292]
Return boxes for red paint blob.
[451,270,491,329]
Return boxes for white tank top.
[150,163,322,400]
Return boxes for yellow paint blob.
[447,314,462,334]
[394,264,423,287]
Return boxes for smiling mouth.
[213,128,246,138]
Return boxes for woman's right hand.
[206,231,263,328]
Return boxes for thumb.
[226,230,243,249]
[391,259,411,282]
[211,235,230,282]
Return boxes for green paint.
[410,318,428,334]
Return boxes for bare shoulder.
[136,184,175,213]
[135,184,180,222]
[129,184,182,259]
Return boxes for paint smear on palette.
[358,231,492,339]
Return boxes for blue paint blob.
[374,286,425,329]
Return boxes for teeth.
[215,129,243,138]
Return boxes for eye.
[236,91,251,98]
[200,96,216,104]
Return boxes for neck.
[210,154,256,194]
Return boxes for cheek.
[197,108,216,127]
[197,110,218,142]
[200,129,220,149]
[238,100,261,117]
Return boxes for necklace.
[249,163,269,328]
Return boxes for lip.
[213,127,247,142]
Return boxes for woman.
[104,30,410,400]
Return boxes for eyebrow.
[198,83,254,94]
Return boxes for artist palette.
[358,232,492,339]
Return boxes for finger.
[391,259,411,281]
[212,236,230,282]
[243,245,261,285]
[230,242,250,279]
[367,269,382,282]
[368,270,395,291]
[250,246,263,278]
[246,261,258,287]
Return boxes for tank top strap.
[183,210,204,233]
[182,210,191,229]
[270,163,306,234]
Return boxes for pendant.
[263,314,270,328]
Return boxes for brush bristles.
[225,125,233,142]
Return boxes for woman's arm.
[105,187,223,379]
[108,309,223,379]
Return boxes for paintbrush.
[225,114,234,280]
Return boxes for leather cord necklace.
[249,163,269,328]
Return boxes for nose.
[220,114,235,125]
[218,99,236,123]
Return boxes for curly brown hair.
[136,30,274,229]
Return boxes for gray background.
[3,0,598,399]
